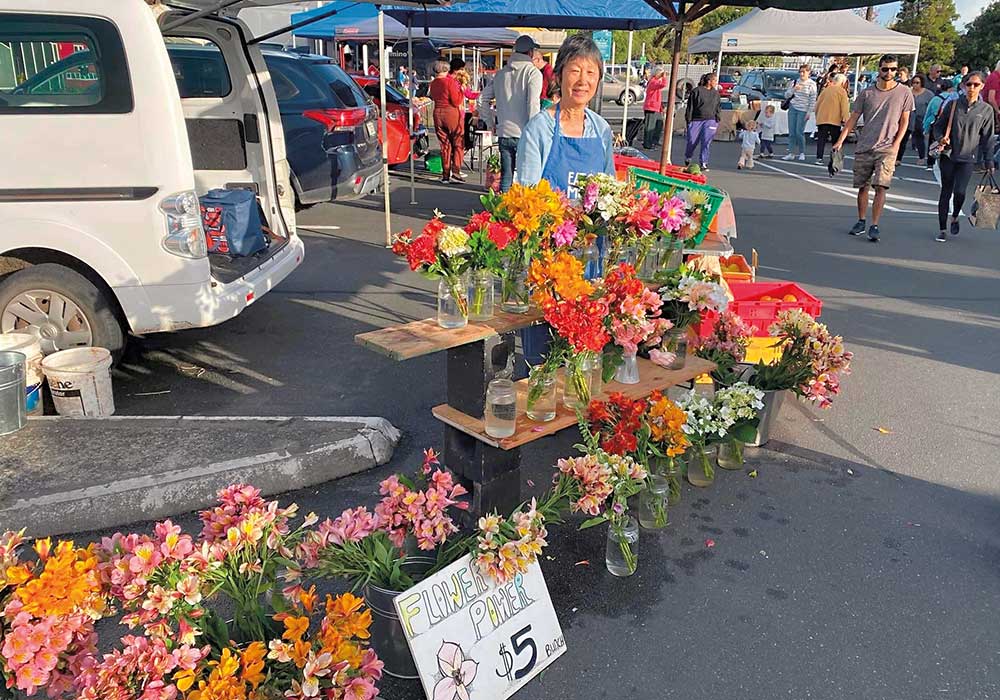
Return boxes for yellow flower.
[501,180,565,236]
[437,226,470,257]
[529,251,592,303]
[241,642,267,689]
[282,615,310,642]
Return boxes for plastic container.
[0,351,27,436]
[630,168,727,245]
[0,333,43,415]
[614,154,708,184]
[717,254,755,282]
[697,281,823,338]
[743,336,783,365]
[41,347,115,417]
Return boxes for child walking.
[758,105,777,158]
[738,120,761,169]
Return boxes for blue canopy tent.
[385,0,670,30]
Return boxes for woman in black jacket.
[932,72,995,242]
[684,72,722,171]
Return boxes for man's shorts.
[853,149,897,189]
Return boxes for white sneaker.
[782,153,795,161]
[797,153,806,161]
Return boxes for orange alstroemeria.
[282,615,310,642]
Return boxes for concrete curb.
[1,416,401,537]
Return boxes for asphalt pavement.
[76,133,1000,698]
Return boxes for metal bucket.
[0,351,27,436]
[364,556,435,679]
[750,389,786,447]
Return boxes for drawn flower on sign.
[433,641,478,700]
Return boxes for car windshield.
[719,74,735,83]
[765,73,797,91]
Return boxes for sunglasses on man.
[879,66,898,73]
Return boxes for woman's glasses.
[967,81,984,88]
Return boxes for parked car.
[350,74,429,166]
[602,73,645,106]
[731,69,800,102]
[717,73,737,98]
[0,0,303,357]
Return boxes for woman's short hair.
[449,58,466,73]
[554,34,604,84]
[964,70,987,85]
[799,63,811,72]
[831,73,847,86]
[653,67,666,78]
[431,60,450,76]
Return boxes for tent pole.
[362,44,369,74]
[660,11,686,171]
[622,30,634,140]
[854,55,861,100]
[499,47,503,67]
[716,44,723,77]
[378,9,393,247]
[407,15,417,206]
[462,46,466,61]
[911,50,918,76]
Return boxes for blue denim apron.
[524,105,609,365]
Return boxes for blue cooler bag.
[199,188,268,257]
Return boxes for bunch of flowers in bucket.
[748,309,853,409]
[653,264,729,369]
[481,180,571,313]
[0,486,386,700]
[695,310,753,387]
[600,263,673,384]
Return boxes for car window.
[766,73,794,91]
[310,62,369,108]
[749,74,764,91]
[0,13,131,113]
[269,64,300,101]
[165,38,232,98]
[263,55,340,108]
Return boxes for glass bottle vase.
[638,475,670,529]
[717,439,745,470]
[613,351,640,384]
[686,444,716,487]
[663,327,688,370]
[437,276,468,329]
[525,373,557,422]
[500,257,530,313]
[605,517,639,577]
[468,270,495,322]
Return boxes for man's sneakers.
[815,159,825,165]
[782,153,795,161]
[797,153,806,161]
[849,219,867,236]
[936,231,948,242]
[950,219,960,236]
[867,225,880,242]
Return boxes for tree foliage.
[891,0,959,72]
[955,0,1000,72]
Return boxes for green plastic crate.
[630,168,727,247]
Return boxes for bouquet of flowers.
[636,189,703,277]
[713,382,765,466]
[462,210,518,318]
[652,264,729,368]
[601,263,672,379]
[574,173,635,268]
[695,310,752,387]
[749,309,853,409]
[392,212,472,322]
[585,392,647,457]
[473,500,549,585]
[645,390,690,503]
[676,390,731,484]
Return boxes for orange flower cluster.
[646,390,689,457]
[500,180,565,237]
[180,643,266,699]
[528,250,593,305]
[9,539,104,618]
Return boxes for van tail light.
[159,191,206,259]
[303,107,368,132]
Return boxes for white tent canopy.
[687,8,921,57]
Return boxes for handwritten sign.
[393,554,566,700]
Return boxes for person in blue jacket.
[514,33,616,365]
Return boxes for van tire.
[0,264,126,358]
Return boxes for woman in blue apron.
[515,33,616,364]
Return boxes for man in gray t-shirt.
[833,54,914,242]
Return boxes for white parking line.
[766,157,937,186]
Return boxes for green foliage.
[955,1,1000,72]
[892,0,960,72]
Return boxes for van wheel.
[0,263,125,357]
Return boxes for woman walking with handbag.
[930,72,995,242]
[782,64,817,161]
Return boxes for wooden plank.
[432,356,716,451]
[355,310,544,361]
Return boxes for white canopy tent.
[688,8,921,89]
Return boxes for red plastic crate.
[614,154,708,184]
[696,281,823,338]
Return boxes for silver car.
[601,73,645,106]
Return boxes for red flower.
[543,297,610,354]
[587,400,611,424]
[391,229,413,256]
[423,217,446,240]
[464,211,493,234]
[487,222,518,251]
[406,234,437,271]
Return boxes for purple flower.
[552,220,578,247]
[583,181,599,210]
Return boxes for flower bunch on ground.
[473,500,548,584]
[645,390,690,459]
[751,309,853,409]
[696,310,752,386]
[0,535,106,698]
[586,392,647,457]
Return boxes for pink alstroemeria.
[433,642,478,700]
[649,348,678,368]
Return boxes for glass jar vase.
[717,439,745,470]
[638,475,670,530]
[613,351,640,385]
[525,372,557,422]
[575,237,601,281]
[500,257,530,313]
[562,352,597,411]
[663,327,689,370]
[653,456,683,506]
[605,517,639,577]
[484,378,516,438]
[437,275,469,329]
[686,444,716,488]
[468,270,495,322]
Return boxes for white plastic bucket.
[0,333,43,415]
[41,347,115,417]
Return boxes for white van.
[0,0,305,356]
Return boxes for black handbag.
[780,96,793,111]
